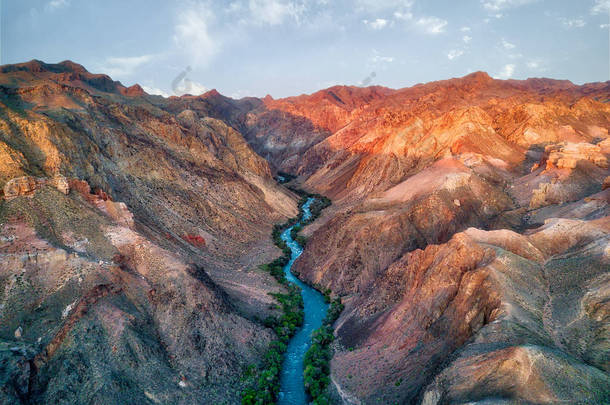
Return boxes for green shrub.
[295,235,308,247]
[325,298,344,325]
[263,316,277,328]
[303,297,344,403]
[290,224,302,240]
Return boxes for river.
[278,197,329,405]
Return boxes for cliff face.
[258,74,609,403]
[0,61,297,403]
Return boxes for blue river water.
[278,198,329,405]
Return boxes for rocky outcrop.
[3,175,69,199]
[49,174,69,195]
[2,176,39,198]
[544,142,608,170]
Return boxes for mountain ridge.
[7,59,608,101]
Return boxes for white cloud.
[248,0,305,25]
[357,0,413,12]
[415,17,447,34]
[482,0,537,11]
[170,73,209,96]
[394,11,414,20]
[363,18,389,29]
[526,59,547,72]
[392,9,447,35]
[463,35,472,43]
[559,17,586,28]
[367,49,395,70]
[46,0,69,10]
[601,23,610,29]
[370,55,395,64]
[447,49,464,60]
[592,0,610,14]
[460,26,471,32]
[495,63,515,79]
[100,55,154,78]
[173,4,219,66]
[183,80,209,96]
[501,39,516,49]
[142,85,170,98]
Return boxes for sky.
[2,0,609,98]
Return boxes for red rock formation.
[243,72,608,199]
[182,234,207,248]
[122,83,145,97]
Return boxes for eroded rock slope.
[0,60,297,404]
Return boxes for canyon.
[0,60,608,404]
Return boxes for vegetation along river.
[278,197,329,405]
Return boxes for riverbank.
[241,191,332,405]
[303,295,344,404]
[277,198,328,404]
